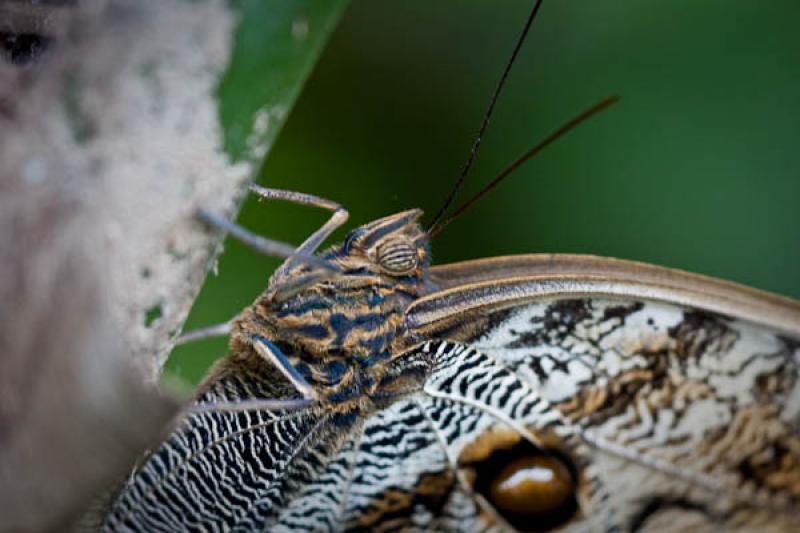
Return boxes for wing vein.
[410,397,513,531]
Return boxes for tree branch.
[0,0,281,529]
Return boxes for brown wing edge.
[408,254,800,338]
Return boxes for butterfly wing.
[403,253,800,531]
[317,342,613,532]
[107,254,800,532]
[103,359,357,532]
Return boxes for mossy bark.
[0,0,346,529]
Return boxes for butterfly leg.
[175,321,231,345]
[197,184,348,270]
[252,335,315,400]
[247,185,349,281]
[185,185,350,342]
[176,333,317,416]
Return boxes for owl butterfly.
[105,2,800,532]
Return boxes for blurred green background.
[167,0,800,386]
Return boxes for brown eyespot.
[466,437,579,532]
[489,455,574,516]
[376,237,418,274]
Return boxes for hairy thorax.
[229,210,431,408]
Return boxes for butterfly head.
[336,208,429,278]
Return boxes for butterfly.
[104,1,800,531]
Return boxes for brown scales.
[224,210,432,407]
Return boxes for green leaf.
[218,0,349,163]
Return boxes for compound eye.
[376,237,419,274]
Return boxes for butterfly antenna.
[427,0,546,233]
[428,95,619,238]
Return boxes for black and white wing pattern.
[337,340,616,532]
[420,296,800,531]
[103,360,356,532]
[104,339,612,532]
[207,339,609,533]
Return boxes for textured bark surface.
[0,1,251,529]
